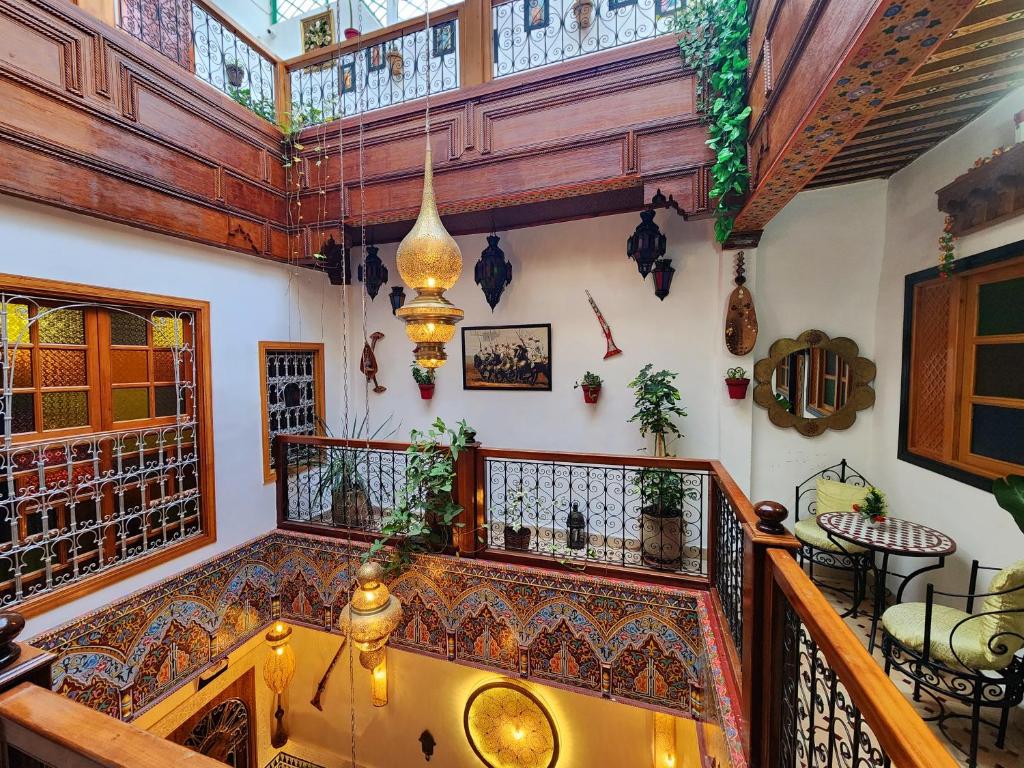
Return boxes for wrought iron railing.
[481,450,709,575]
[288,16,461,126]
[491,0,679,77]
[712,477,744,656]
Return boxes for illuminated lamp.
[464,680,558,768]
[263,622,295,749]
[653,712,677,768]
[626,208,667,279]
[338,561,403,705]
[395,144,464,368]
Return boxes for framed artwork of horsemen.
[462,324,552,391]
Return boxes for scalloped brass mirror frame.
[753,329,876,437]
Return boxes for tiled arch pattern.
[31,531,742,766]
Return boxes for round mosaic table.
[817,512,957,652]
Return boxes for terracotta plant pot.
[225,64,245,88]
[725,377,750,400]
[344,27,360,40]
[418,383,435,400]
[503,525,531,552]
[641,505,683,569]
[582,385,601,404]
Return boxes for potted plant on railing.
[628,364,688,567]
[412,364,435,400]
[571,0,595,30]
[574,371,603,404]
[724,366,749,399]
[344,0,360,39]
[312,414,395,528]
[502,485,532,552]
[223,58,246,88]
[387,46,404,79]
[369,418,474,570]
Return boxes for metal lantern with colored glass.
[358,244,389,300]
[263,622,295,748]
[626,208,667,279]
[652,258,675,301]
[567,502,587,550]
[474,233,512,311]
[395,144,465,368]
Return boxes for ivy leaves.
[676,0,752,243]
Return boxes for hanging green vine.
[676,0,752,243]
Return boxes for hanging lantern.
[626,208,666,279]
[652,258,675,301]
[395,143,465,368]
[263,622,295,748]
[474,234,512,311]
[567,502,587,550]
[388,285,406,315]
[358,245,388,300]
[339,561,402,658]
[320,235,352,286]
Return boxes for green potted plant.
[628,364,689,568]
[411,364,435,400]
[313,414,395,528]
[853,488,887,526]
[574,371,603,404]
[368,418,474,570]
[994,474,1024,536]
[725,366,749,399]
[502,485,532,551]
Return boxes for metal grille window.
[0,288,211,613]
[259,343,324,483]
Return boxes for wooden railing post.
[453,433,482,556]
[459,0,492,87]
[274,435,288,527]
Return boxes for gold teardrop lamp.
[395,143,464,369]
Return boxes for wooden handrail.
[0,683,225,767]
[766,549,960,768]
[276,434,411,451]
[477,446,718,471]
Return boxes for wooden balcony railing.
[274,433,959,768]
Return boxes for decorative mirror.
[753,330,876,436]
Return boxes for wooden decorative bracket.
[937,143,1024,237]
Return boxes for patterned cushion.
[793,515,867,553]
[978,560,1024,664]
[882,602,1015,671]
[815,478,872,515]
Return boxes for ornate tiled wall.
[31,531,741,764]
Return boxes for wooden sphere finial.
[753,500,788,535]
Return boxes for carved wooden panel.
[907,278,959,460]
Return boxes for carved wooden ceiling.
[808,0,1024,189]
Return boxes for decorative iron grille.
[119,0,194,68]
[0,295,202,609]
[778,601,891,768]
[281,442,408,534]
[483,456,708,575]
[492,0,680,77]
[264,350,319,472]
[289,18,460,125]
[192,2,277,121]
[713,479,744,655]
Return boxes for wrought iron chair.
[881,559,1024,768]
[792,459,873,601]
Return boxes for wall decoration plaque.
[725,251,758,355]
[462,324,551,391]
[464,680,558,768]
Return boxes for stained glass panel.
[11,393,35,433]
[5,348,32,388]
[5,303,30,345]
[153,350,178,382]
[41,391,88,430]
[38,308,85,345]
[154,386,179,417]
[112,388,150,421]
[41,349,87,388]
[153,316,183,348]
[110,311,148,346]
[112,349,149,384]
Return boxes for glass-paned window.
[0,290,208,610]
[260,343,324,483]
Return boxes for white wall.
[0,197,343,636]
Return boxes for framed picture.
[340,60,356,94]
[366,44,385,72]
[301,10,335,53]
[524,0,549,32]
[462,324,552,391]
[432,20,456,57]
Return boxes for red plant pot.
[582,385,601,404]
[418,383,435,400]
[725,378,750,400]
[344,27,361,39]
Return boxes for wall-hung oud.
[753,330,875,436]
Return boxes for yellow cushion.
[882,602,1017,671]
[815,478,872,515]
[978,560,1024,664]
[793,516,867,553]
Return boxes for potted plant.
[853,488,887,526]
[412,364,435,400]
[312,414,395,528]
[724,366,750,399]
[344,0,360,38]
[628,364,688,568]
[387,46,404,79]
[993,474,1024,536]
[368,418,474,570]
[574,371,603,404]
[571,0,594,29]
[502,485,532,551]
[224,58,246,88]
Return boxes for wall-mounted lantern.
[652,259,675,301]
[626,208,666,279]
[358,244,389,300]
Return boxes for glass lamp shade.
[396,145,463,293]
[652,258,675,301]
[338,562,403,670]
[263,622,295,695]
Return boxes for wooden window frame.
[258,341,325,484]
[0,274,216,618]
[899,239,1024,491]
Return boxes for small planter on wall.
[418,383,435,400]
[725,367,749,400]
[503,525,531,551]
[575,372,603,405]
[224,63,246,88]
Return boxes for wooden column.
[459,0,493,88]
[452,437,482,556]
